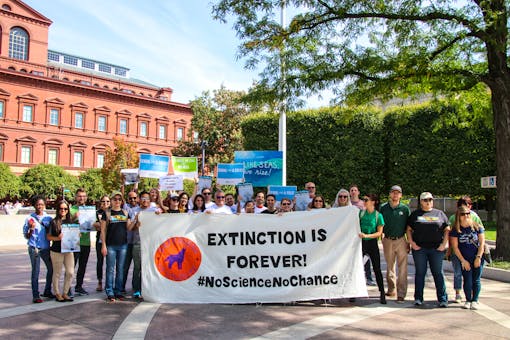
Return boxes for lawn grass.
[482,221,496,241]
[490,260,510,270]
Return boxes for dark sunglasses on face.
[140,197,150,201]
[281,202,290,206]
[59,207,68,211]
[339,195,348,198]
[461,212,471,216]
[128,197,137,200]
[203,192,212,195]
[100,200,110,203]
[314,200,323,203]
[216,196,225,199]
[422,198,433,202]
[171,197,178,201]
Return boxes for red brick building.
[0,0,192,175]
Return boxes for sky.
[23,0,330,107]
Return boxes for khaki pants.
[382,237,409,299]
[50,251,74,296]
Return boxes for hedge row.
[241,104,496,203]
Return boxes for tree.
[20,164,77,200]
[79,168,106,201]
[173,86,251,171]
[0,162,20,199]
[213,0,510,259]
[101,137,139,193]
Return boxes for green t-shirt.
[71,205,91,246]
[359,210,385,240]
[380,202,410,238]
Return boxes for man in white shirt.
[254,191,267,214]
[205,191,233,214]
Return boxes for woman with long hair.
[358,193,386,304]
[178,192,189,213]
[332,189,352,207]
[47,200,74,302]
[189,194,206,214]
[308,194,326,210]
[149,188,168,213]
[450,205,486,310]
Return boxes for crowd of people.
[23,182,486,309]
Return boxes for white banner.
[140,207,367,304]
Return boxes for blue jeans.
[105,244,127,297]
[412,247,447,303]
[462,260,484,302]
[28,246,53,298]
[451,253,462,290]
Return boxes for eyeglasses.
[203,192,212,195]
[59,207,68,211]
[422,198,433,202]
[100,200,110,203]
[306,186,315,189]
[128,197,137,200]
[216,196,225,199]
[339,195,348,198]
[140,197,150,201]
[281,202,291,206]
[171,197,178,201]
[461,212,471,216]
[314,200,323,203]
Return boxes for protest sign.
[294,190,312,211]
[121,168,140,185]
[78,206,96,232]
[159,175,184,191]
[139,154,169,178]
[234,151,283,186]
[236,183,253,206]
[268,185,297,204]
[172,157,198,179]
[198,176,212,192]
[140,207,367,303]
[217,163,244,185]
[61,223,80,253]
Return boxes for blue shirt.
[23,212,52,249]
[450,226,485,262]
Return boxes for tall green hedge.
[241,104,495,203]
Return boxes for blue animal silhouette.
[164,248,186,270]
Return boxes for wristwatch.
[476,255,481,258]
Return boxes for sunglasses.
[128,197,137,200]
[461,212,471,216]
[281,202,291,206]
[140,197,150,201]
[100,200,110,203]
[306,186,315,189]
[314,200,323,203]
[203,192,212,195]
[170,197,179,201]
[59,207,68,211]
[216,196,225,199]
[338,195,348,198]
[422,198,433,202]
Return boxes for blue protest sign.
[267,185,297,202]
[217,163,244,185]
[139,154,169,178]
[234,151,283,186]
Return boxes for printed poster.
[78,206,96,232]
[234,151,283,186]
[61,223,80,253]
[139,154,170,178]
[216,163,244,185]
[172,157,198,179]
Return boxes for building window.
[75,112,84,129]
[73,151,83,167]
[177,127,184,141]
[22,105,33,122]
[63,55,78,66]
[48,51,60,62]
[21,146,31,164]
[140,122,148,137]
[48,149,58,165]
[159,125,166,139]
[98,64,111,73]
[98,116,107,132]
[9,27,29,60]
[97,153,104,168]
[0,144,3,161]
[0,101,4,119]
[49,109,59,126]
[81,59,95,69]
[119,119,128,134]
[115,68,127,76]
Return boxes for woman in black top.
[47,200,74,302]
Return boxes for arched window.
[9,27,29,60]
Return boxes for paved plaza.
[1,244,509,339]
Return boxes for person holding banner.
[189,194,206,214]
[205,190,233,214]
[358,194,387,304]
[254,192,267,213]
[279,198,293,213]
[308,195,326,210]
[332,189,352,207]
[47,200,75,302]
[100,192,135,302]
[164,193,180,213]
[178,192,189,213]
[225,193,238,213]
[149,188,167,213]
[261,194,278,214]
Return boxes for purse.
[482,243,492,265]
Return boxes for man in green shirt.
[71,188,91,296]
[380,185,410,302]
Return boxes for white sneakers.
[462,301,479,310]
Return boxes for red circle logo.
[154,237,202,281]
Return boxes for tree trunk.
[489,79,510,260]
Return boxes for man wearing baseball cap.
[380,185,410,302]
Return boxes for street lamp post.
[279,3,287,186]
[201,140,208,176]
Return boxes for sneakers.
[42,292,56,299]
[133,291,142,299]
[463,301,471,309]
[115,294,125,301]
[74,287,89,296]
[439,301,448,308]
[470,301,479,310]
[455,294,463,303]
[414,299,423,306]
[366,279,377,286]
[32,297,43,303]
